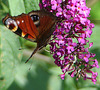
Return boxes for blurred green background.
[0,0,100,90]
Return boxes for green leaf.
[79,88,97,90]
[90,1,100,20]
[14,62,36,88]
[91,25,100,47]
[49,67,62,75]
[0,0,25,89]
[0,2,9,13]
[48,75,62,90]
[8,0,25,15]
[23,0,40,13]
[0,26,22,90]
[87,25,100,60]
[64,75,77,90]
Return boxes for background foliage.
[0,0,100,90]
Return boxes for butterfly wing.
[2,13,39,42]
[28,10,57,48]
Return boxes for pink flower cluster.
[40,0,99,84]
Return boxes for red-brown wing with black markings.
[2,10,57,63]
[2,13,39,42]
[28,10,57,48]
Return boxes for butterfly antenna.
[25,47,39,63]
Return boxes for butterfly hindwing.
[28,10,57,48]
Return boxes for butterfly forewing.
[2,14,39,42]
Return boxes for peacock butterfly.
[2,9,57,63]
